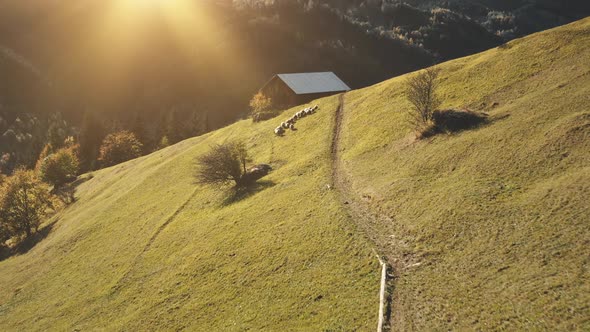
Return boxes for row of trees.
[1,136,268,251]
[75,110,208,172]
[0,129,146,248]
[1,107,210,250]
[1,109,209,176]
[0,112,75,174]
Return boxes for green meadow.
[1,17,589,331]
[0,95,379,330]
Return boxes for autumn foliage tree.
[196,140,250,187]
[249,92,274,122]
[98,131,143,167]
[38,147,79,187]
[0,169,54,239]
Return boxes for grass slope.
[1,17,588,332]
[0,96,379,330]
[338,18,590,330]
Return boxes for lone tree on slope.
[196,140,251,187]
[249,92,273,122]
[405,67,442,129]
[98,131,143,168]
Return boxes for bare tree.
[405,67,441,128]
[196,140,250,187]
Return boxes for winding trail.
[331,93,397,331]
[110,187,200,293]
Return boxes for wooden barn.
[259,72,351,108]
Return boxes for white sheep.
[275,105,320,136]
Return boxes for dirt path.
[110,188,199,293]
[331,93,397,331]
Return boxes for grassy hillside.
[1,16,588,331]
[338,17,590,330]
[0,96,380,330]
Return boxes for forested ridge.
[1,0,588,173]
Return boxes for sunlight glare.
[89,0,253,89]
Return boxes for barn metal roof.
[276,72,351,95]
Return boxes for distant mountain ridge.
[238,0,590,55]
[0,0,588,172]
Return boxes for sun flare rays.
[90,0,250,83]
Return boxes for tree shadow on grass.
[53,174,94,205]
[434,109,488,133]
[0,220,58,262]
[221,180,276,206]
[1,176,95,260]
[420,109,489,138]
[0,175,91,261]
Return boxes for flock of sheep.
[274,105,319,135]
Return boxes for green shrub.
[38,147,79,187]
[98,131,143,167]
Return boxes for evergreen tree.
[164,109,184,144]
[79,112,105,172]
[47,112,69,150]
[183,110,205,139]
[131,113,153,154]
